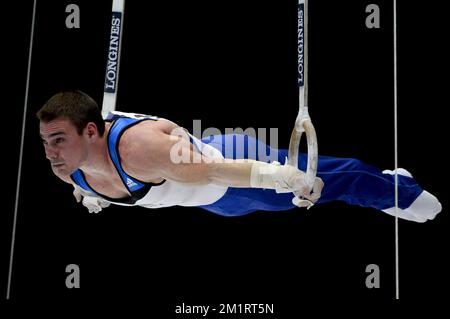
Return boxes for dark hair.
[37,90,105,136]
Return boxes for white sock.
[383,190,442,223]
[382,206,427,223]
[404,190,442,220]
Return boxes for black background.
[2,0,448,312]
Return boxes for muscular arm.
[122,121,256,187]
[123,119,305,186]
[121,120,322,202]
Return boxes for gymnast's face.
[40,118,90,176]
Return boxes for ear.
[85,122,98,140]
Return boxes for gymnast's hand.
[272,164,323,207]
[72,185,111,213]
[291,174,324,208]
[250,160,324,208]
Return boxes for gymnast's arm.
[120,121,252,186]
[120,120,322,202]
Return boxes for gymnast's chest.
[84,172,131,199]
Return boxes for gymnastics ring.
[287,0,319,206]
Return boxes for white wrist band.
[250,161,301,193]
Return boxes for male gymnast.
[37,91,442,223]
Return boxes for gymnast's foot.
[381,168,442,223]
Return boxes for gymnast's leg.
[199,134,441,222]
